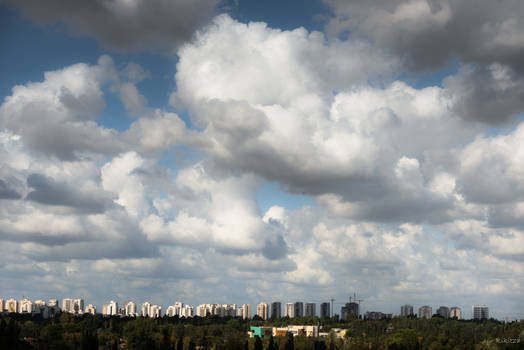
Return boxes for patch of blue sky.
[0,7,101,100]
[257,181,316,214]
[226,0,329,32]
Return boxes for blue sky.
[1,0,524,320]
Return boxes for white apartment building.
[257,302,268,320]
[6,299,18,313]
[450,307,461,319]
[107,301,118,316]
[285,303,294,318]
[74,299,84,315]
[20,299,33,313]
[62,298,74,313]
[141,302,152,317]
[85,304,97,315]
[150,305,162,318]
[125,301,137,316]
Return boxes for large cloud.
[0,56,124,160]
[324,0,524,71]
[323,0,524,124]
[174,15,483,223]
[3,0,220,53]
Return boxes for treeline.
[0,313,522,350]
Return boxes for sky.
[0,0,523,320]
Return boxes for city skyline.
[0,0,523,322]
[0,295,497,321]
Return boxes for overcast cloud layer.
[1,3,524,319]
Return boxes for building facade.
[419,306,432,319]
[450,307,461,320]
[257,302,269,320]
[284,303,294,318]
[294,302,304,318]
[437,306,450,319]
[305,303,316,317]
[320,302,330,318]
[62,298,73,313]
[6,299,18,313]
[400,304,413,317]
[271,302,281,319]
[341,302,359,320]
[473,306,489,320]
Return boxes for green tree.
[285,332,294,350]
[254,335,263,350]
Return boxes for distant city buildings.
[320,302,330,318]
[62,298,73,313]
[257,302,268,320]
[284,303,294,318]
[271,302,281,319]
[400,304,414,317]
[437,306,450,319]
[364,312,392,320]
[419,306,432,319]
[6,298,18,313]
[450,307,461,320]
[0,295,490,321]
[20,299,33,313]
[239,304,251,319]
[294,302,304,318]
[73,299,84,315]
[341,302,359,320]
[473,305,489,320]
[305,303,316,317]
[125,301,137,317]
[85,304,96,315]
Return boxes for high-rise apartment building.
[305,303,316,317]
[125,301,137,316]
[85,304,96,315]
[6,298,18,313]
[320,302,330,318]
[241,304,251,319]
[450,307,461,320]
[62,298,74,313]
[107,301,118,316]
[257,302,269,320]
[437,306,450,319]
[341,302,359,320]
[183,305,194,317]
[419,306,432,319]
[0,298,4,312]
[150,305,162,318]
[73,299,84,315]
[271,302,281,319]
[473,306,489,320]
[294,302,304,318]
[284,303,294,318]
[48,299,59,308]
[141,302,151,317]
[400,304,414,317]
[20,299,33,313]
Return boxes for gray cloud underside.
[26,173,115,214]
[324,0,524,124]
[0,179,21,199]
[3,0,220,53]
